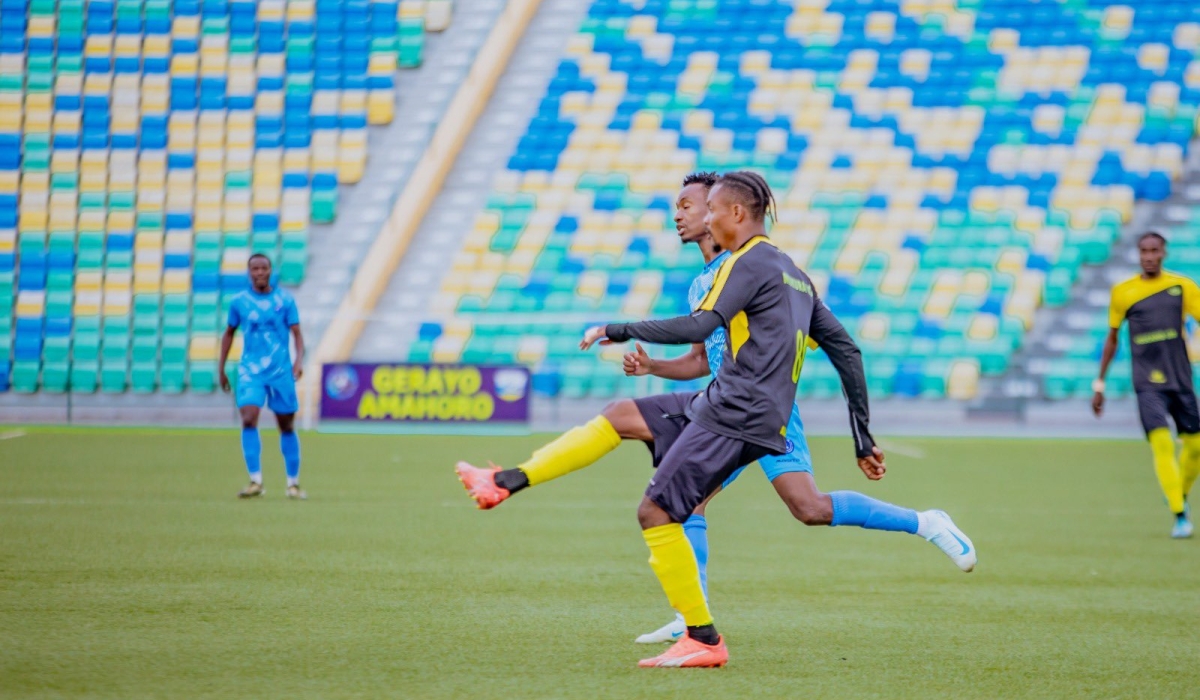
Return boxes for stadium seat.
[1,0,445,393]
[396,0,1199,400]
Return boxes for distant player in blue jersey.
[622,172,974,644]
[218,253,307,500]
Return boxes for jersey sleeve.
[227,301,241,329]
[697,253,764,323]
[809,297,875,458]
[285,295,300,326]
[1183,278,1200,322]
[1107,284,1128,329]
[606,311,723,345]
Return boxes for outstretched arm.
[605,311,724,346]
[808,299,875,459]
[583,252,761,349]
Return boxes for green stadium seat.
[70,362,99,394]
[160,363,187,394]
[41,362,69,393]
[131,363,158,393]
[161,335,188,364]
[11,362,39,394]
[190,362,217,393]
[100,359,129,393]
[131,336,159,362]
[43,336,70,363]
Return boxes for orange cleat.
[638,633,728,668]
[455,461,511,510]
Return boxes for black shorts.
[634,392,771,523]
[1136,389,1200,436]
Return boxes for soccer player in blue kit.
[218,253,308,500]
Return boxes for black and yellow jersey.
[606,236,874,457]
[1108,271,1200,392]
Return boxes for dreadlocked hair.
[682,171,719,189]
[715,170,777,224]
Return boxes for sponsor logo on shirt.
[1134,328,1179,345]
[782,272,812,296]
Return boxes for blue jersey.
[227,287,300,380]
[687,251,731,377]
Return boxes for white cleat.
[919,510,977,572]
[635,614,686,644]
[1171,516,1193,539]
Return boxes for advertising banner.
[321,363,530,424]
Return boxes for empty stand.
[391,0,1199,401]
[0,0,444,393]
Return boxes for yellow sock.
[518,416,621,486]
[1179,433,1200,500]
[642,523,712,627]
[1149,428,1185,514]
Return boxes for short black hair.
[682,171,719,189]
[1139,231,1166,246]
[714,170,777,223]
[248,252,272,267]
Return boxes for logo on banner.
[325,365,360,401]
[494,369,529,402]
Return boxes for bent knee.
[602,399,650,440]
[637,498,672,529]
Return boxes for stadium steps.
[291,0,507,352]
[974,138,1200,413]
[352,0,592,361]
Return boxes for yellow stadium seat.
[189,337,218,362]
[16,290,46,317]
[947,361,980,400]
[368,91,395,125]
[516,336,548,365]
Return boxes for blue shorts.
[236,371,299,415]
[721,403,812,489]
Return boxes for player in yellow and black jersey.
[1094,232,1200,538]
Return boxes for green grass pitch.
[1,428,1197,698]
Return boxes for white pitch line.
[0,429,26,441]
[875,438,926,459]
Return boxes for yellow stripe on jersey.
[1108,271,1200,328]
[698,236,772,312]
[730,311,749,360]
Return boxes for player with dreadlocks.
[455,171,976,667]
[624,170,817,645]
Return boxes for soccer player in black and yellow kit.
[456,171,976,667]
[1094,232,1200,538]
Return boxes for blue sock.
[683,514,709,598]
[241,427,262,481]
[830,491,919,534]
[280,431,301,482]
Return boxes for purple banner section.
[321,363,530,423]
